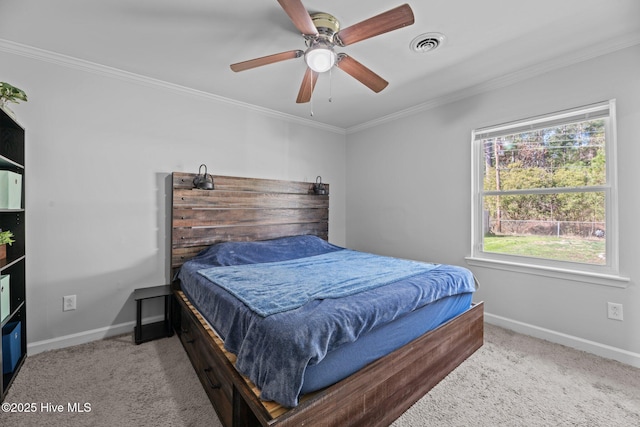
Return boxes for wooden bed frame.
[170,172,484,427]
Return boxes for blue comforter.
[178,235,476,407]
[198,250,439,317]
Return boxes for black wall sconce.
[193,164,214,190]
[312,176,327,195]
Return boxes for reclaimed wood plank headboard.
[171,172,329,275]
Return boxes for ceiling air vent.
[410,33,446,53]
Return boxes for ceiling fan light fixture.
[304,41,336,73]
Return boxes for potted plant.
[0,82,28,118]
[0,229,15,259]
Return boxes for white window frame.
[466,100,629,287]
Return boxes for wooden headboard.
[171,173,329,275]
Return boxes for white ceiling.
[1,0,639,129]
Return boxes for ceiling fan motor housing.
[310,12,340,41]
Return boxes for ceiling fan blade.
[296,67,319,103]
[336,54,388,93]
[277,0,318,36]
[230,50,303,72]
[335,4,414,46]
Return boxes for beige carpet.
[1,324,638,427]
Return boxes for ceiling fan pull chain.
[310,73,314,116]
[329,68,333,103]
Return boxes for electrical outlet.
[607,302,623,321]
[63,295,76,312]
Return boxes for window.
[469,100,626,286]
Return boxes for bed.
[170,172,483,427]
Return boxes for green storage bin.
[0,171,22,209]
[1,274,9,322]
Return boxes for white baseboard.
[27,315,165,355]
[485,312,640,369]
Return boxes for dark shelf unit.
[0,108,26,402]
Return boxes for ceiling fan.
[230,1,415,103]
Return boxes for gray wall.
[2,40,638,367]
[0,49,347,350]
[346,45,640,365]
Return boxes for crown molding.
[346,34,640,134]
[0,39,346,135]
[3,35,638,137]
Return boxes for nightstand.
[133,285,173,344]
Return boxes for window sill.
[465,257,630,288]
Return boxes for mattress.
[178,235,476,407]
[300,292,472,393]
